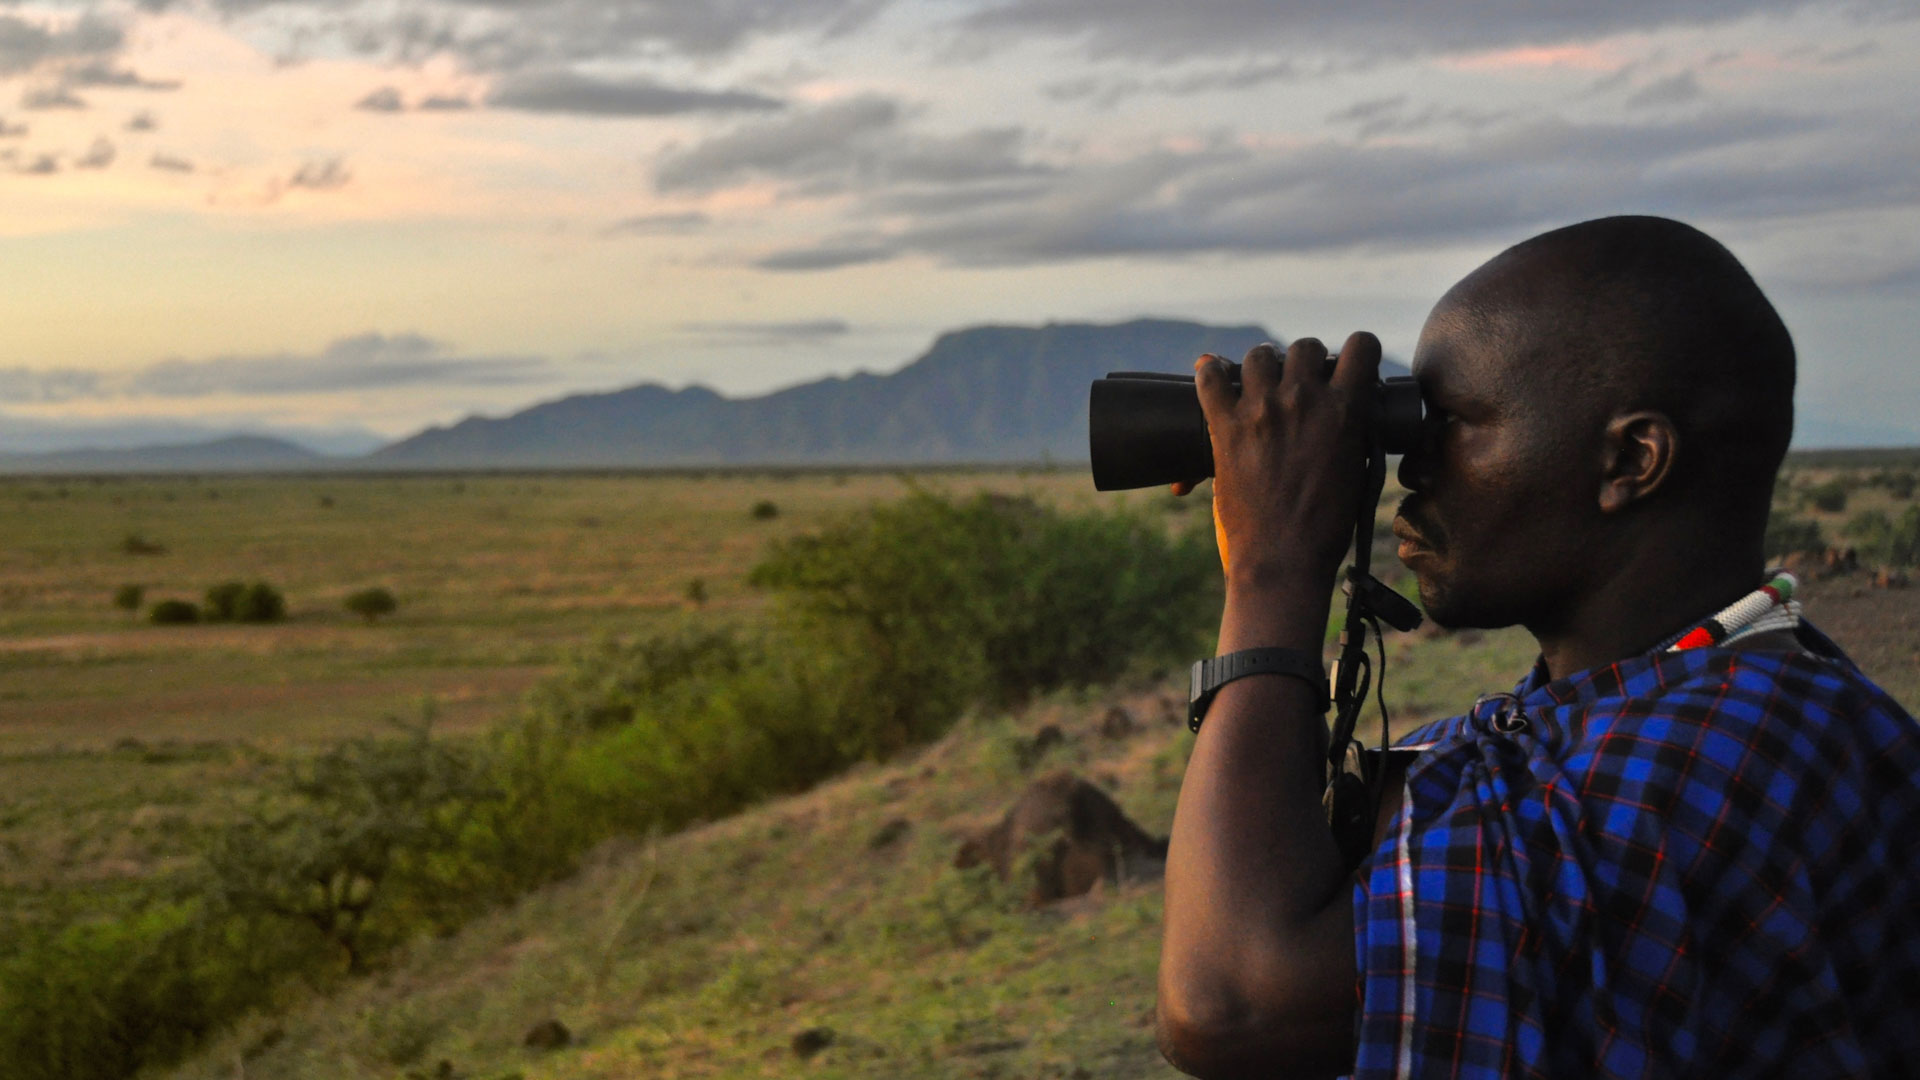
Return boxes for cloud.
[0,367,100,404]
[957,0,1917,61]
[21,85,86,110]
[680,318,850,340]
[149,151,193,172]
[0,12,123,78]
[1042,58,1302,108]
[124,110,156,132]
[0,116,24,137]
[232,0,892,72]
[355,85,405,111]
[61,61,181,91]
[418,94,472,110]
[75,136,114,169]
[1625,71,1705,109]
[754,241,897,271]
[487,70,783,117]
[15,152,58,175]
[288,156,350,190]
[1326,96,1515,138]
[752,107,1920,270]
[602,211,709,235]
[0,336,549,405]
[654,94,1045,195]
[127,334,547,396]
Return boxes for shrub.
[206,580,286,623]
[344,587,398,623]
[1762,512,1824,560]
[149,599,200,625]
[1841,505,1920,568]
[751,499,780,520]
[684,577,708,606]
[120,533,166,556]
[112,583,144,614]
[1804,479,1850,513]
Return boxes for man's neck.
[1528,546,1767,681]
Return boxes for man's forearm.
[1157,570,1358,1078]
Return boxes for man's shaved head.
[1441,215,1796,538]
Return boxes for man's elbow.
[1154,982,1350,1080]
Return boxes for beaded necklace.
[1663,569,1802,652]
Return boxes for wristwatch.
[1188,647,1329,732]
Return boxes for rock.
[523,1019,571,1050]
[953,770,1169,905]
[1014,724,1067,770]
[868,818,911,849]
[791,1026,835,1059]
[1098,706,1135,739]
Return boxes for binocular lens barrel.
[1088,368,1427,492]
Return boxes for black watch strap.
[1188,647,1329,732]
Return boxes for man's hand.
[1173,334,1382,586]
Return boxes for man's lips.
[1391,507,1439,558]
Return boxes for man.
[1155,216,1920,1079]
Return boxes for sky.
[0,0,1917,452]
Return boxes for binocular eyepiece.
[1088,358,1428,491]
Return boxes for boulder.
[954,770,1167,905]
[523,1018,571,1050]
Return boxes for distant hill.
[374,319,1402,469]
[0,434,327,474]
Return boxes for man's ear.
[1597,411,1677,514]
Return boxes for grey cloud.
[1626,71,1705,109]
[15,152,58,174]
[21,85,86,110]
[289,157,350,189]
[355,85,405,111]
[233,0,891,71]
[755,242,897,271]
[0,12,123,78]
[0,367,100,404]
[75,136,114,169]
[418,94,472,110]
[0,116,24,137]
[960,0,1915,60]
[62,61,180,91]
[124,110,156,132]
[488,69,783,117]
[149,152,193,172]
[602,211,709,236]
[1043,58,1301,108]
[0,336,547,404]
[655,95,1045,196]
[1326,96,1515,138]
[756,108,1920,270]
[127,334,547,396]
[680,318,850,339]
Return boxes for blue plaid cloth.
[1351,621,1920,1078]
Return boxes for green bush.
[344,586,398,623]
[1763,512,1825,560]
[205,581,286,623]
[1804,479,1850,513]
[149,599,200,625]
[751,499,780,520]
[120,533,166,556]
[112,584,144,614]
[1840,505,1920,568]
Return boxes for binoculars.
[1087,358,1428,491]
